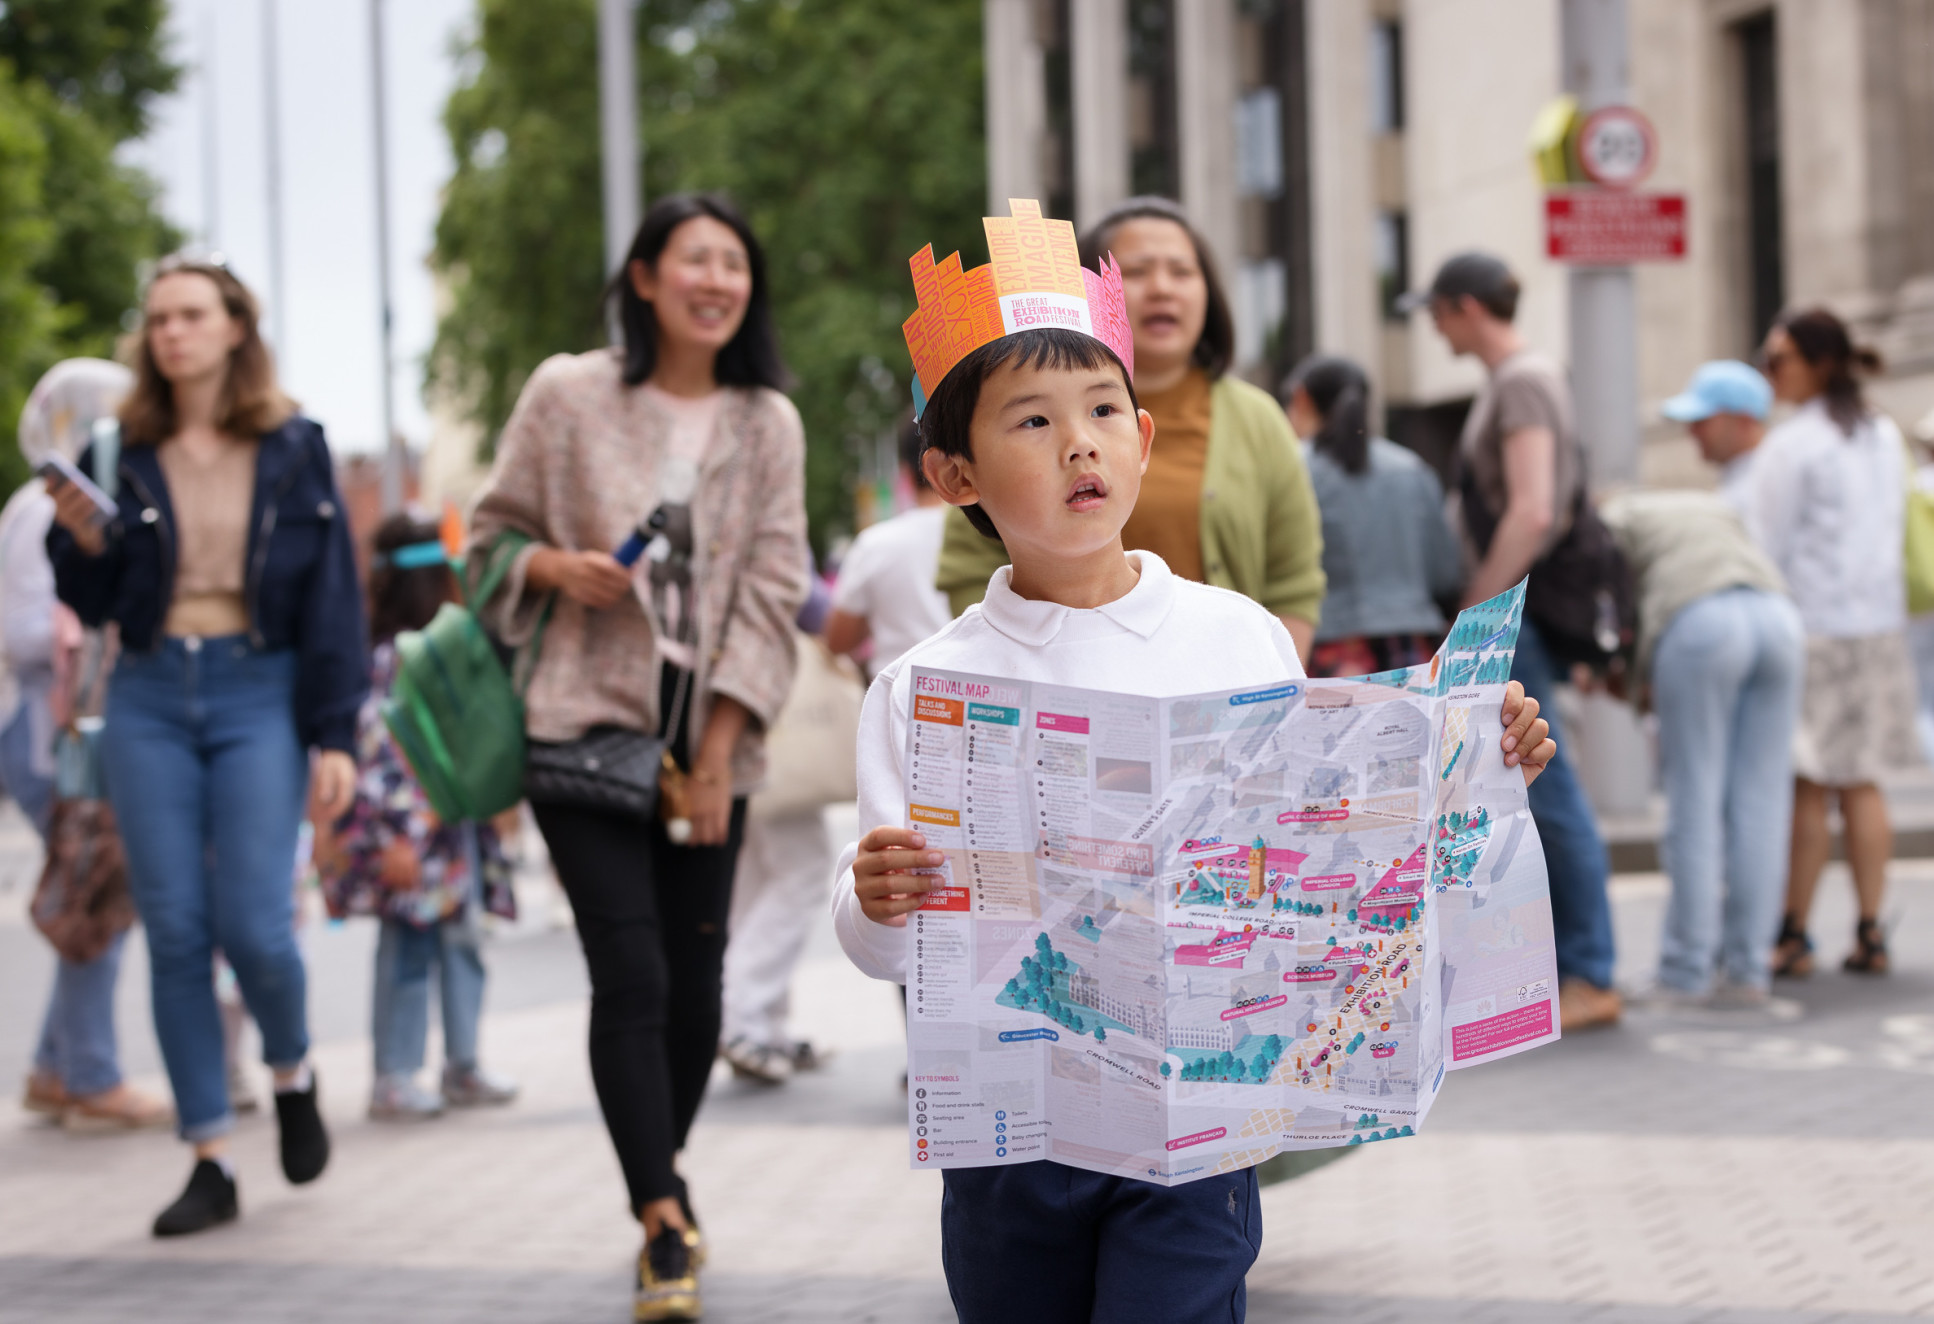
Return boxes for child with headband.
[315,512,520,1122]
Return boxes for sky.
[124,0,477,455]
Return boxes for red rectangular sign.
[1545,191,1686,263]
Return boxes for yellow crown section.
[983,198,1086,300]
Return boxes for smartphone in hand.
[37,454,118,528]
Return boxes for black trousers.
[531,675,746,1214]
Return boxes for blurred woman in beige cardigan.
[468,194,807,1320]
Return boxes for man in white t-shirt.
[825,419,952,679]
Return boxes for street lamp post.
[598,0,641,337]
[263,0,286,355]
[370,0,402,512]
[1561,0,1638,488]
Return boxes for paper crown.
[903,198,1134,419]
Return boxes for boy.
[833,203,1554,1323]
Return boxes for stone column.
[1175,0,1242,277]
[1070,0,1130,229]
[984,0,1048,209]
[1304,0,1380,370]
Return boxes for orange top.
[1120,369,1211,583]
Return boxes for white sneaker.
[788,1041,833,1073]
[441,1064,519,1107]
[1705,980,1772,1010]
[1622,981,1707,1013]
[721,1036,792,1085]
[369,1073,445,1121]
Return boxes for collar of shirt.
[976,551,1176,647]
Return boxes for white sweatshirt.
[830,552,1306,983]
[1748,398,1907,638]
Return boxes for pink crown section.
[903,198,1133,412]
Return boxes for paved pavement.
[2,801,1931,1323]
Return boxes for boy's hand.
[1499,680,1556,789]
[855,826,945,924]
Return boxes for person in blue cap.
[1660,360,1774,537]
[1595,359,1800,1007]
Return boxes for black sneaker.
[635,1225,700,1320]
[275,1071,330,1185]
[153,1159,238,1238]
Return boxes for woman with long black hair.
[1282,354,1461,678]
[467,193,807,1320]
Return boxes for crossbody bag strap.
[89,419,121,503]
[70,631,114,726]
[661,394,759,751]
[64,418,121,730]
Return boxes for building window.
[1375,210,1409,322]
[1369,18,1404,135]
[1262,0,1314,375]
[1237,88,1284,198]
[1042,0,1074,224]
[1128,0,1179,198]
[1736,11,1783,345]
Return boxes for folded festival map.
[903,583,1558,1185]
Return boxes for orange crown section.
[903,244,1002,402]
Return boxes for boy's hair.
[369,512,455,643]
[896,411,928,490]
[918,328,1139,540]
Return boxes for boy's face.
[926,358,1154,566]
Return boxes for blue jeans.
[102,637,311,1142]
[1653,589,1803,991]
[1512,619,1617,989]
[4,683,129,1097]
[373,912,486,1077]
[941,1162,1261,1323]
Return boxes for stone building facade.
[985,0,1934,474]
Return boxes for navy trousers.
[1509,619,1617,988]
[941,1161,1261,1323]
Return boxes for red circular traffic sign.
[1577,106,1657,189]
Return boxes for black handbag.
[524,722,670,820]
[521,536,705,819]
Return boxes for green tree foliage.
[0,1,178,490]
[431,0,986,546]
[35,89,178,358]
[431,0,606,449]
[0,0,177,140]
[0,68,59,491]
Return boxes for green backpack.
[382,534,545,822]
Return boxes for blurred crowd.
[8,188,1922,1319]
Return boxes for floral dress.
[318,642,516,928]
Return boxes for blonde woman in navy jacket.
[47,257,367,1238]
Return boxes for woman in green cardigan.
[933,197,1325,656]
